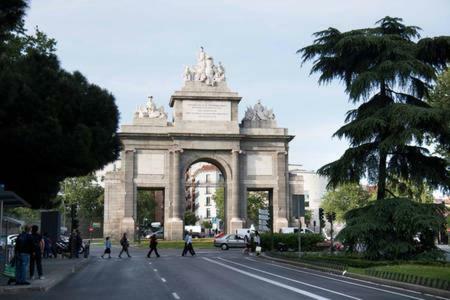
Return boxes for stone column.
[167,147,184,240]
[121,149,136,238]
[229,150,244,233]
[274,151,289,232]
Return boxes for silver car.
[214,234,246,250]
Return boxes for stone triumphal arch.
[104,49,295,240]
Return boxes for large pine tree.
[298,17,450,199]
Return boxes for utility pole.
[326,212,336,253]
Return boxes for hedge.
[260,233,324,251]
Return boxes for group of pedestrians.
[243,230,261,255]
[10,225,45,285]
[101,230,198,258]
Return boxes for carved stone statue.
[184,47,227,85]
[243,100,276,121]
[183,66,193,81]
[134,96,167,120]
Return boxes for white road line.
[219,258,360,300]
[172,292,180,299]
[161,278,167,283]
[202,257,329,300]
[253,259,426,300]
[149,262,152,265]
[153,268,158,272]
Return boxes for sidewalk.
[0,257,91,294]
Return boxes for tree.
[137,190,157,228]
[0,0,28,41]
[298,16,450,200]
[0,7,121,208]
[184,211,198,226]
[428,70,450,161]
[337,198,446,260]
[247,191,268,227]
[321,183,373,222]
[57,174,104,227]
[212,188,225,221]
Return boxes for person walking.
[118,233,131,258]
[14,225,33,285]
[42,233,52,259]
[182,230,195,256]
[30,225,45,280]
[254,231,261,256]
[243,230,251,254]
[147,234,160,258]
[101,237,112,259]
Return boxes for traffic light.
[266,204,273,231]
[319,208,325,228]
[326,212,336,223]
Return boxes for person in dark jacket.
[29,225,44,280]
[147,234,160,258]
[14,225,33,285]
[118,233,131,258]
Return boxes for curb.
[260,253,450,299]
[0,257,92,294]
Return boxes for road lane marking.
[172,292,180,299]
[153,269,158,272]
[254,259,426,300]
[149,262,152,265]
[202,257,329,300]
[219,258,360,300]
[161,278,167,283]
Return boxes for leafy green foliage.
[202,220,212,229]
[0,13,121,207]
[0,0,28,41]
[321,183,373,222]
[298,16,450,199]
[137,190,157,228]
[428,70,450,161]
[184,211,198,226]
[260,232,324,251]
[57,174,104,225]
[337,198,447,260]
[212,187,224,221]
[247,191,269,227]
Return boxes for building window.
[206,208,211,218]
[205,174,212,183]
[206,186,213,194]
[206,196,211,206]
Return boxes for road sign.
[92,222,101,228]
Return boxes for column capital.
[169,145,184,153]
[276,151,288,155]
[124,149,136,153]
[231,149,244,154]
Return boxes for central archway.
[182,155,230,236]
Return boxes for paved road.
[3,246,444,300]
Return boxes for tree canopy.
[298,16,450,199]
[0,2,121,208]
[321,183,373,222]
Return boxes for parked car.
[145,229,164,239]
[0,234,18,247]
[280,227,314,234]
[214,234,246,250]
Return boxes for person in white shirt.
[181,231,195,256]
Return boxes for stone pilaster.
[121,149,136,238]
[229,149,244,234]
[274,151,289,232]
[166,146,184,240]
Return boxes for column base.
[166,218,184,240]
[274,217,289,233]
[120,217,135,240]
[228,217,244,235]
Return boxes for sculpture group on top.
[135,96,167,120]
[243,100,276,121]
[183,47,226,86]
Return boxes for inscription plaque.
[247,154,273,176]
[183,100,231,121]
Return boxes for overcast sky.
[24,0,450,171]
